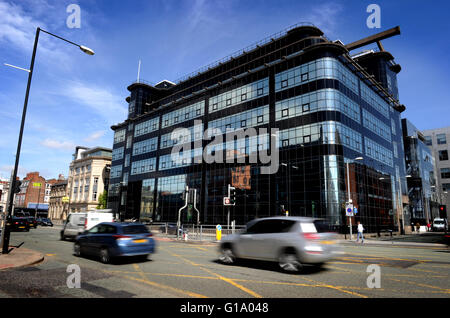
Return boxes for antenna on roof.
[137,59,141,83]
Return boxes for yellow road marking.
[45,254,56,256]
[299,276,368,298]
[123,264,208,298]
[387,278,450,294]
[163,248,263,298]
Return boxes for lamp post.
[346,157,363,240]
[1,27,94,254]
[281,163,299,215]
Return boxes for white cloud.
[304,2,343,37]
[59,80,127,125]
[84,130,106,143]
[40,138,75,151]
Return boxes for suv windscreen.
[122,225,150,234]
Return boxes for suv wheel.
[74,243,81,257]
[219,244,236,264]
[100,248,111,264]
[279,250,302,272]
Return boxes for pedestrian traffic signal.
[439,205,447,218]
[13,180,22,194]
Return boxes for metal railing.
[148,222,246,241]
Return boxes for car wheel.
[100,248,111,264]
[219,244,236,264]
[74,243,81,257]
[278,250,302,273]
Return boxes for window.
[439,150,449,161]
[185,113,189,119]
[212,103,218,110]
[443,183,450,191]
[282,109,289,117]
[441,168,450,179]
[424,136,432,146]
[302,103,310,112]
[226,98,232,106]
[241,93,247,101]
[301,73,308,82]
[196,108,201,115]
[174,116,178,123]
[303,135,311,143]
[437,134,447,144]
[257,88,263,96]
[257,115,264,123]
[241,120,246,128]
[281,80,288,88]
[282,139,289,147]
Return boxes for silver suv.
[218,217,339,272]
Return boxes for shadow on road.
[73,253,153,265]
[212,259,329,275]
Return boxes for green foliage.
[96,190,108,209]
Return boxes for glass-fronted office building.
[108,24,407,233]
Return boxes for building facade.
[14,172,47,210]
[67,146,112,213]
[402,119,440,225]
[422,126,450,216]
[108,24,407,233]
[48,175,69,221]
[0,178,10,214]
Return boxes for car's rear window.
[122,225,150,234]
[435,221,444,224]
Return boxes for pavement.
[0,245,44,271]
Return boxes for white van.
[61,210,114,240]
[432,218,448,232]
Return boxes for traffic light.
[13,180,22,194]
[228,185,236,206]
[439,205,447,219]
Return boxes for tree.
[96,190,108,209]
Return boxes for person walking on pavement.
[356,221,364,244]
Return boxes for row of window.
[207,105,269,138]
[131,158,157,175]
[160,124,204,149]
[114,129,126,144]
[364,137,394,167]
[360,81,390,119]
[362,109,391,142]
[112,147,124,161]
[133,137,158,156]
[275,88,360,123]
[275,57,359,95]
[161,100,205,129]
[159,148,203,170]
[134,117,160,137]
[279,121,363,153]
[209,78,269,113]
[424,133,447,146]
[110,165,123,178]
[205,134,269,159]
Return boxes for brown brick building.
[14,172,58,210]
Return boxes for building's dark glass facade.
[108,25,407,233]
[402,119,440,225]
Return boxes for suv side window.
[88,225,100,234]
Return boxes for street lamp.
[1,27,94,254]
[281,163,299,215]
[346,156,363,240]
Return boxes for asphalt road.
[1,226,449,298]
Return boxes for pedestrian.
[427,222,431,232]
[356,221,364,244]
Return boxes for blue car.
[74,222,155,263]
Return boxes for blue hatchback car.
[74,222,156,263]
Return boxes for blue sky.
[1,0,449,180]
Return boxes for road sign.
[346,203,354,216]
[353,207,358,214]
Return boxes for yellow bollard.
[216,224,222,241]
